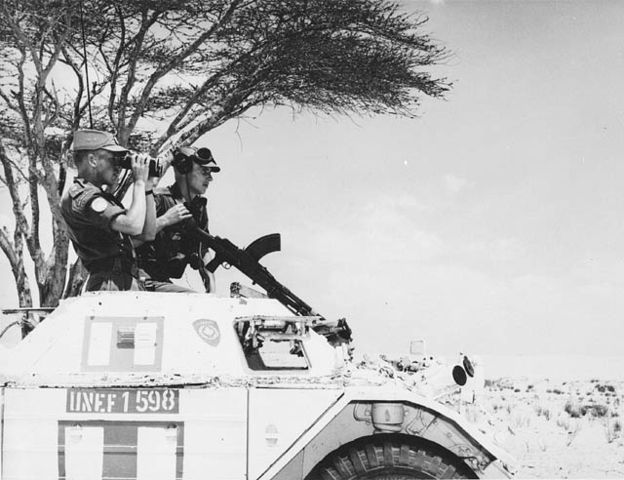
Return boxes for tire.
[305,434,478,480]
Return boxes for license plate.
[66,388,179,414]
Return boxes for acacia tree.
[0,0,76,308]
[0,0,451,308]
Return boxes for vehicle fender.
[259,386,515,480]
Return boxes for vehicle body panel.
[1,387,247,480]
[248,388,343,479]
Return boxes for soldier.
[136,146,220,292]
[61,129,157,291]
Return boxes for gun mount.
[193,228,352,348]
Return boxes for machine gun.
[193,228,352,347]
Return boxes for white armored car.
[0,232,514,480]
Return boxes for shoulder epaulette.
[70,181,103,210]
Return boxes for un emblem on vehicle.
[193,319,220,346]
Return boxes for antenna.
[78,0,93,128]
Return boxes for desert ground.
[463,378,624,479]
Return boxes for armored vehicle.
[0,234,514,480]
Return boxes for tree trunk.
[2,238,35,337]
[0,232,33,308]
[39,269,68,307]
[15,261,32,308]
[38,223,70,307]
[63,258,88,298]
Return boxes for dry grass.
[464,378,624,478]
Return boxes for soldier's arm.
[199,206,212,262]
[110,154,149,236]
[155,203,192,234]
[132,178,157,242]
[136,149,174,240]
[77,193,125,233]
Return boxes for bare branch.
[59,44,85,128]
[43,84,61,129]
[0,227,18,272]
[0,3,43,76]
[107,4,128,126]
[0,143,30,239]
[14,47,33,147]
[0,88,19,113]
[0,146,30,184]
[117,8,161,140]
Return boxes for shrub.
[606,417,622,443]
[594,384,616,394]
[591,404,609,418]
[565,400,583,418]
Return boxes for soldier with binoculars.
[61,129,159,291]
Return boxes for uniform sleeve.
[199,203,209,232]
[73,190,126,231]
[199,205,210,256]
[154,193,169,217]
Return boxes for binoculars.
[116,146,214,177]
[117,152,163,177]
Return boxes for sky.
[2,1,624,366]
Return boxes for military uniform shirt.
[136,183,209,281]
[61,178,135,271]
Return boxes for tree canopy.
[0,0,451,309]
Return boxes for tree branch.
[14,47,33,147]
[60,44,85,129]
[117,9,160,141]
[127,0,244,134]
[0,87,19,113]
[107,4,127,127]
[0,227,18,275]
[0,143,30,239]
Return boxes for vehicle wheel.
[306,434,477,480]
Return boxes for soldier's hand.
[130,153,150,184]
[163,204,193,226]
